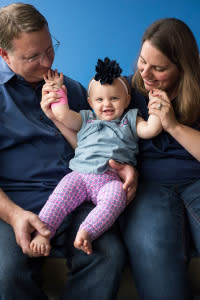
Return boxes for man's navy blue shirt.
[0,58,89,213]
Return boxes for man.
[0,3,135,299]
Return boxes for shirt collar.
[0,56,45,89]
[0,56,15,84]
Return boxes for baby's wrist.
[51,88,68,108]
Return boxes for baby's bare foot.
[30,234,51,257]
[74,229,92,255]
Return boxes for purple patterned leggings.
[39,170,127,240]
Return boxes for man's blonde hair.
[0,2,48,51]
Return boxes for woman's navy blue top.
[128,79,200,184]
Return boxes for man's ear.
[0,48,10,64]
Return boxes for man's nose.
[39,53,53,68]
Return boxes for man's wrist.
[6,204,24,227]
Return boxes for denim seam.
[182,202,188,261]
[185,203,200,225]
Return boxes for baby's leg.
[30,234,51,257]
[75,175,127,254]
[39,171,88,236]
[32,172,88,257]
[74,229,92,255]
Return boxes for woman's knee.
[126,223,160,258]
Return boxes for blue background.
[1,0,200,87]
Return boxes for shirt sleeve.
[125,109,139,138]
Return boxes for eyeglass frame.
[10,35,60,64]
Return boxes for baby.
[30,57,162,256]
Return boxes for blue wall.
[1,0,200,87]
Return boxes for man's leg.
[0,219,47,300]
[120,181,193,300]
[51,202,126,300]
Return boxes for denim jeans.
[0,203,126,300]
[120,179,200,300]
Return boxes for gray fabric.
[69,109,139,174]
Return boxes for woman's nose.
[141,65,151,78]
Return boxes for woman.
[120,18,200,300]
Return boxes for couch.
[42,257,200,299]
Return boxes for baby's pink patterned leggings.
[39,170,126,240]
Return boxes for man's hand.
[10,208,50,257]
[109,159,138,205]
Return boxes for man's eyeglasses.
[22,35,60,64]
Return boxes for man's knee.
[93,225,126,270]
[0,255,23,289]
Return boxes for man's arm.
[0,188,50,256]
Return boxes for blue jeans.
[0,203,125,300]
[120,179,200,300]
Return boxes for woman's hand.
[148,89,179,132]
[109,159,138,205]
[149,89,200,161]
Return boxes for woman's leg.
[181,179,200,255]
[120,181,193,300]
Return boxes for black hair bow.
[94,57,122,84]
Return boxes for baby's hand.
[44,69,64,89]
[149,89,168,101]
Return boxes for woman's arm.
[149,89,200,161]
[164,123,200,162]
